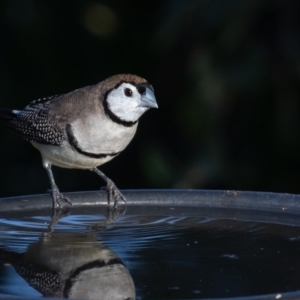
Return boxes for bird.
[0,232,136,299]
[0,74,158,209]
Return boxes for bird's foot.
[106,179,126,208]
[105,204,127,224]
[48,206,72,232]
[88,205,127,230]
[51,185,72,209]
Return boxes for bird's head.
[103,74,158,126]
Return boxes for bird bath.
[0,189,300,300]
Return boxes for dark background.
[0,0,300,198]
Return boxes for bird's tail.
[0,108,19,129]
[0,108,17,121]
[0,247,23,265]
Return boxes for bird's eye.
[124,88,133,97]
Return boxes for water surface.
[0,204,300,299]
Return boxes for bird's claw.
[106,179,126,208]
[89,205,127,230]
[51,185,72,209]
[48,206,72,232]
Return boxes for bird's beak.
[139,87,158,108]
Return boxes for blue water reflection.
[1,208,300,299]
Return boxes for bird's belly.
[31,141,115,169]
[70,117,137,154]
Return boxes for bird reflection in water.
[0,231,135,299]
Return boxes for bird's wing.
[6,95,66,146]
[14,256,64,297]
[0,248,64,297]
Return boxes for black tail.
[0,107,16,121]
[0,108,19,130]
[0,247,24,265]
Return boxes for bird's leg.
[44,163,72,209]
[90,167,126,207]
[88,205,127,230]
[47,206,72,232]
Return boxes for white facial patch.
[106,83,148,122]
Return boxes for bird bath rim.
[1,189,300,300]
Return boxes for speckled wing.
[9,95,66,146]
[0,248,64,297]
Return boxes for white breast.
[71,114,137,153]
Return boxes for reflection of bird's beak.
[139,87,158,108]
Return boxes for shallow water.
[1,205,300,299]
